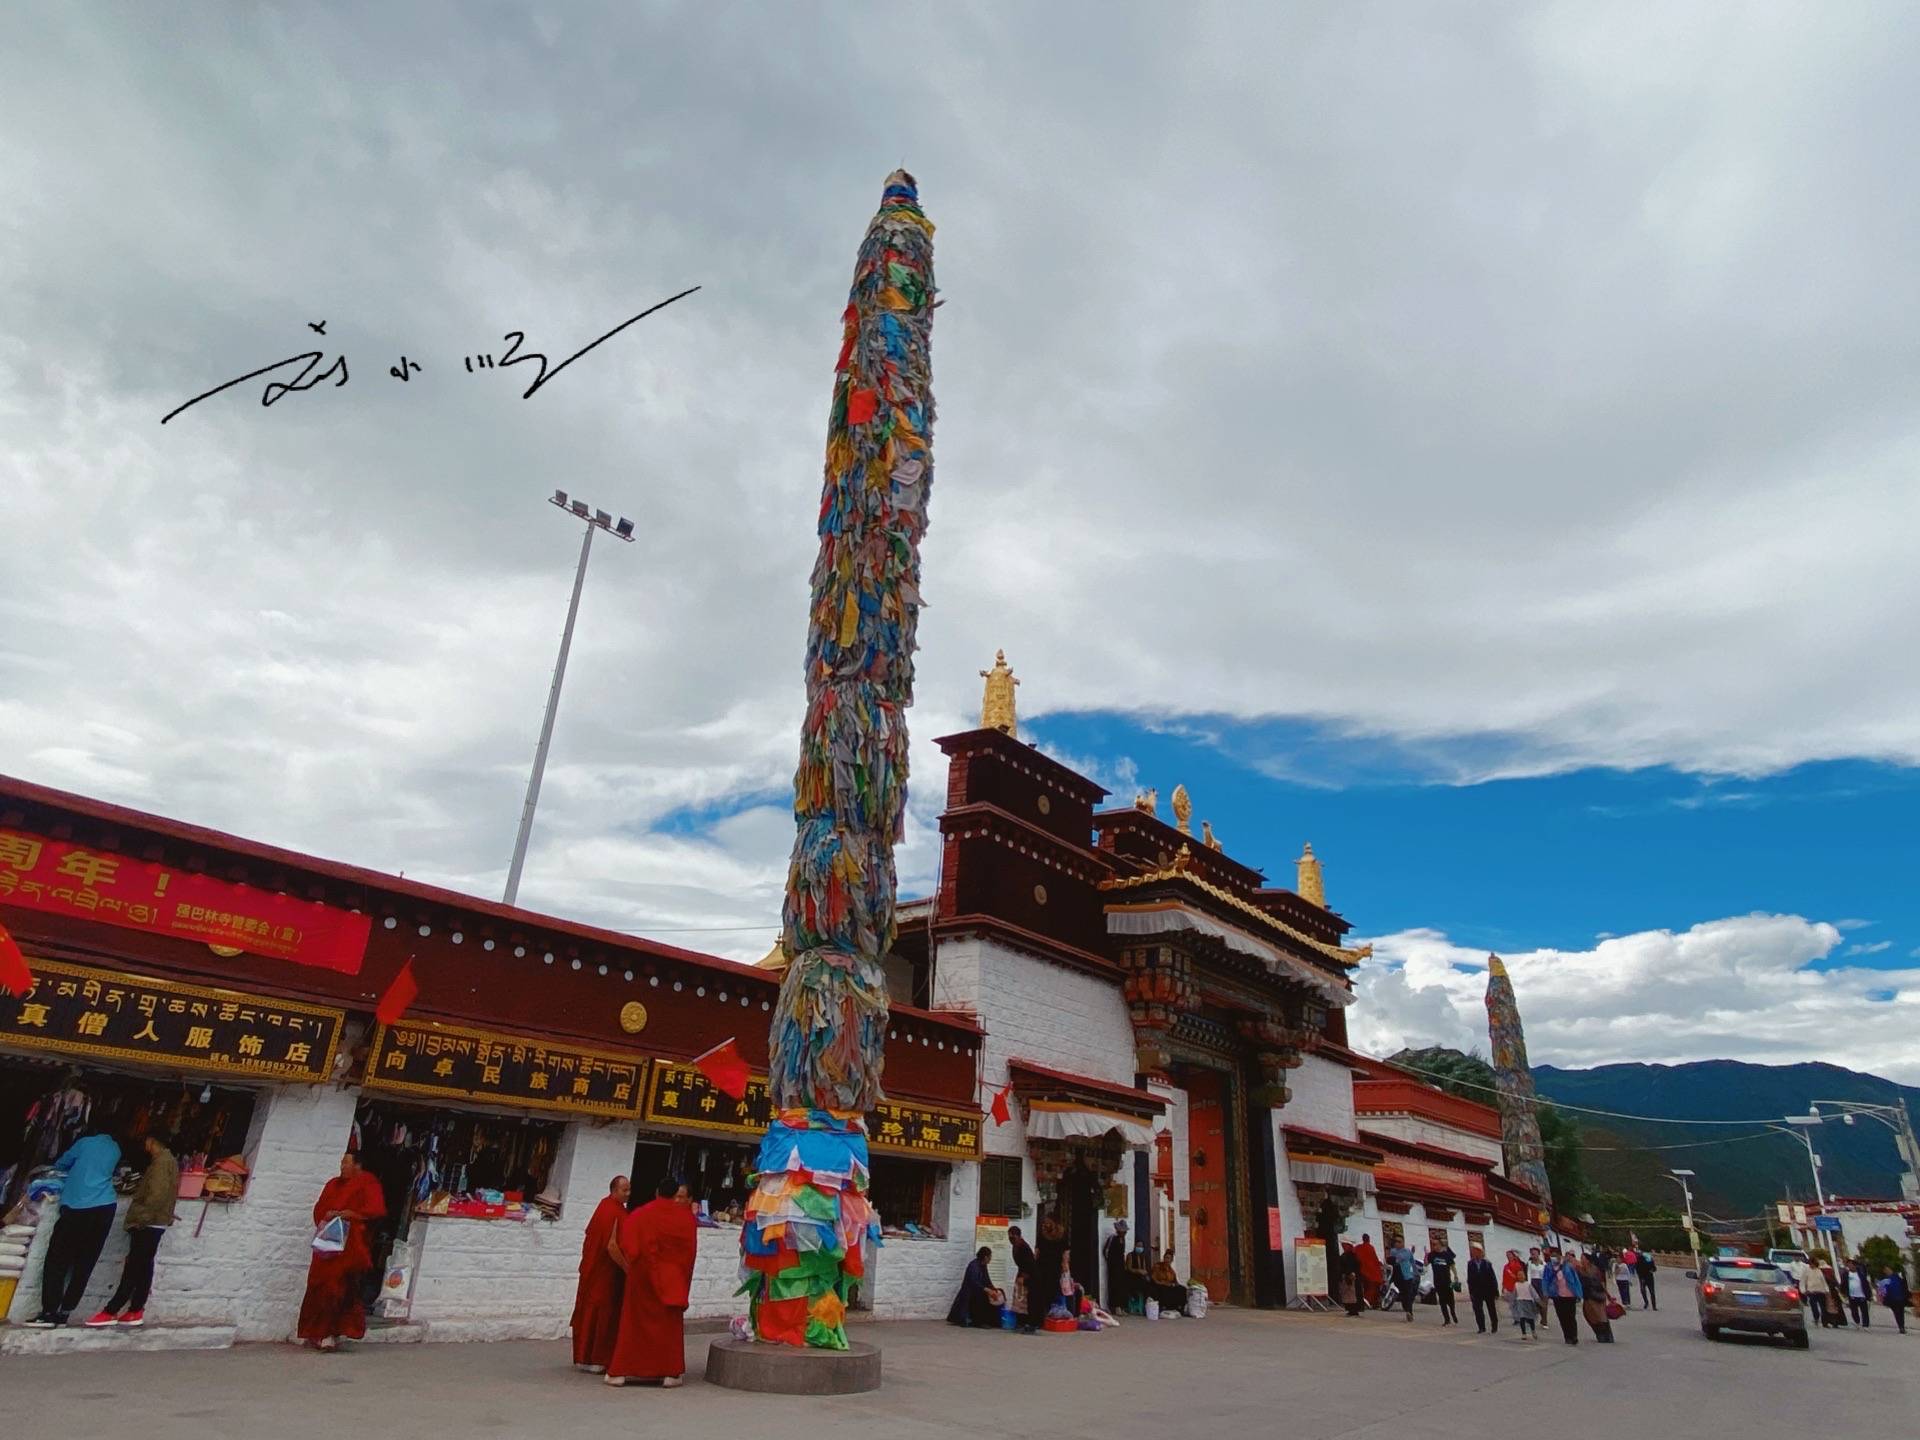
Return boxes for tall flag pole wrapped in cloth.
[740,171,936,1351]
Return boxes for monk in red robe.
[604,1176,696,1387]
[571,1174,630,1373]
[297,1152,388,1350]
[1354,1234,1385,1310]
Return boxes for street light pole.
[502,492,636,908]
[1777,1116,1827,1209]
[1666,1169,1699,1273]
[1809,1099,1920,1202]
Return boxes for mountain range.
[1386,1050,1918,1221]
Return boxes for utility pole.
[1667,1169,1699,1274]
[503,491,635,907]
[1809,1099,1920,1203]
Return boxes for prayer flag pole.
[736,171,937,1354]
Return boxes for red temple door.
[1185,1069,1230,1297]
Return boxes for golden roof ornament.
[1296,842,1326,908]
[1201,820,1220,850]
[1172,842,1194,872]
[979,649,1019,737]
[1170,784,1192,835]
[757,934,790,971]
[1133,787,1158,815]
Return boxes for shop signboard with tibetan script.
[644,1059,981,1161]
[0,958,342,1082]
[0,829,370,975]
[365,1021,647,1119]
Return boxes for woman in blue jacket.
[1538,1250,1584,1345]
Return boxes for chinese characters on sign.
[0,959,343,1082]
[0,829,370,975]
[364,1022,648,1119]
[643,1060,981,1160]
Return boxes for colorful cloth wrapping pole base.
[737,1112,879,1350]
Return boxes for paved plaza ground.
[7,1298,1914,1437]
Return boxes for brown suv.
[1697,1257,1808,1348]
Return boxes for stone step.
[1,1322,236,1357]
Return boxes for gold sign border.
[641,1058,982,1160]
[0,956,345,1084]
[364,1019,653,1119]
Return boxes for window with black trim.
[978,1154,1024,1219]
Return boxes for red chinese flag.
[694,1038,750,1100]
[375,957,418,1027]
[0,920,32,996]
[989,1084,1012,1127]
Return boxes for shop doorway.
[1059,1156,1104,1301]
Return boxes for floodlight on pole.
[502,493,637,908]
[1808,1097,1920,1202]
[1769,1119,1828,1209]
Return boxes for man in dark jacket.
[1102,1219,1131,1312]
[1880,1266,1911,1335]
[1025,1215,1068,1334]
[86,1131,179,1328]
[1465,1245,1501,1333]
[1633,1250,1657,1309]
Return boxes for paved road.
[8,1296,1913,1438]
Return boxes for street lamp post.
[1809,1099,1920,1202]
[1778,1115,1828,1209]
[1666,1169,1699,1274]
[502,491,635,907]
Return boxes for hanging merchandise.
[743,171,937,1350]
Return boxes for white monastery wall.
[1357,1113,1503,1167]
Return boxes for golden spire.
[979,649,1019,737]
[1170,784,1192,835]
[1201,820,1220,850]
[1296,842,1325,908]
[758,934,790,971]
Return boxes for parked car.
[1766,1247,1811,1271]
[1699,1257,1808,1348]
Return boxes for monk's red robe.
[296,1170,387,1342]
[608,1196,697,1380]
[570,1194,627,1368]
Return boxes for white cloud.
[1843,940,1892,957]
[3,6,1920,952]
[1349,914,1920,1084]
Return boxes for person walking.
[25,1123,122,1328]
[1337,1242,1364,1317]
[1798,1256,1829,1329]
[1354,1233,1384,1309]
[1466,1245,1499,1333]
[85,1130,178,1328]
[1878,1266,1910,1335]
[1428,1241,1460,1326]
[296,1151,387,1351]
[1502,1249,1538,1339]
[1845,1259,1873,1328]
[1540,1250,1583,1345]
[1633,1249,1657,1310]
[1614,1256,1634,1308]
[1388,1240,1421,1321]
[1818,1258,1848,1327]
[1578,1252,1616,1343]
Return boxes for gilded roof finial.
[1133,787,1158,815]
[758,934,790,971]
[1201,820,1220,850]
[1296,842,1325,908]
[1170,784,1192,835]
[979,649,1019,737]
[1172,842,1194,872]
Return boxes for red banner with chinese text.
[0,829,369,976]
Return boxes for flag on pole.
[0,920,32,996]
[989,1084,1012,1127]
[694,1038,751,1100]
[375,957,419,1026]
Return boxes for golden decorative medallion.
[1032,884,1049,906]
[207,944,244,958]
[619,1001,649,1034]
[1036,793,1051,815]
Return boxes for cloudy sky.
[4,4,1917,1080]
